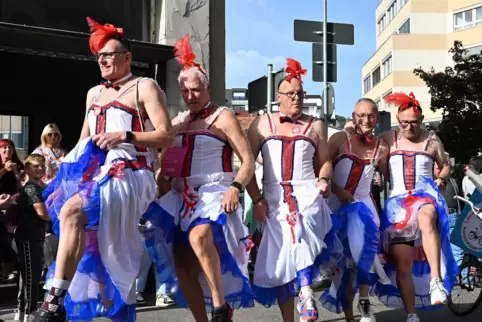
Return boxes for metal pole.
[322,0,328,137]
[267,64,273,114]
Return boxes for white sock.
[52,278,71,290]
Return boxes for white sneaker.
[23,314,29,322]
[430,277,448,305]
[406,313,420,322]
[155,294,175,307]
[296,288,319,322]
[13,310,24,321]
[358,299,376,322]
[136,291,145,303]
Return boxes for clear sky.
[226,0,378,117]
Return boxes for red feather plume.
[384,91,421,115]
[285,58,307,83]
[86,16,124,55]
[174,35,206,73]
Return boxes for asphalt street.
[1,292,481,322]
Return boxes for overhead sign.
[294,20,355,45]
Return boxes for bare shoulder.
[378,138,390,156]
[137,77,164,96]
[86,85,101,102]
[379,130,394,144]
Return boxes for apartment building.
[362,0,482,127]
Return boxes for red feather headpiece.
[86,16,125,55]
[285,58,307,83]
[384,91,422,115]
[174,35,206,74]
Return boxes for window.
[232,105,246,111]
[398,19,410,34]
[454,6,482,31]
[378,14,386,34]
[382,55,392,78]
[387,1,397,22]
[363,75,372,94]
[374,98,381,109]
[0,115,28,150]
[232,92,246,100]
[465,44,482,56]
[372,66,381,87]
[382,90,393,109]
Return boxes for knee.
[396,259,413,280]
[188,224,213,252]
[417,207,437,233]
[59,195,85,226]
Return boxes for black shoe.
[27,308,67,322]
[210,303,233,322]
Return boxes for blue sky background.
[226,0,378,117]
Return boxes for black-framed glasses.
[96,51,128,60]
[398,118,421,128]
[278,91,306,99]
[354,113,377,121]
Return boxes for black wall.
[1,52,153,153]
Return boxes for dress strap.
[116,83,137,100]
[302,117,315,135]
[371,138,382,164]
[206,105,225,129]
[344,130,352,153]
[90,86,103,105]
[267,113,276,135]
[393,129,399,149]
[423,130,435,151]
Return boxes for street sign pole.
[267,64,273,114]
[322,0,328,136]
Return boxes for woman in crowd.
[0,139,23,282]
[32,123,66,185]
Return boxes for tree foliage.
[414,41,482,163]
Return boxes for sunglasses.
[47,133,60,137]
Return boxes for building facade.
[363,0,482,127]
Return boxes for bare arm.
[219,110,255,187]
[377,141,390,185]
[314,119,333,185]
[131,79,174,149]
[245,116,264,202]
[327,131,346,195]
[32,202,51,221]
[79,87,96,142]
[432,135,450,181]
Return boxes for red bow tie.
[280,116,301,124]
[356,133,374,144]
[101,81,120,90]
[189,108,210,122]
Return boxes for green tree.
[414,41,482,163]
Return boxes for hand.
[0,194,12,208]
[344,121,356,135]
[221,186,240,213]
[317,179,331,198]
[156,175,172,197]
[254,198,268,223]
[435,178,445,189]
[5,160,16,172]
[336,189,355,205]
[92,131,127,150]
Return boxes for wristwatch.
[230,181,243,191]
[125,131,133,143]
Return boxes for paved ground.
[1,291,481,322]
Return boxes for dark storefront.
[0,0,174,156]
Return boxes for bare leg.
[417,205,441,278]
[54,194,87,281]
[188,224,225,307]
[392,244,416,314]
[175,243,209,322]
[279,298,295,322]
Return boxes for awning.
[0,22,174,63]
